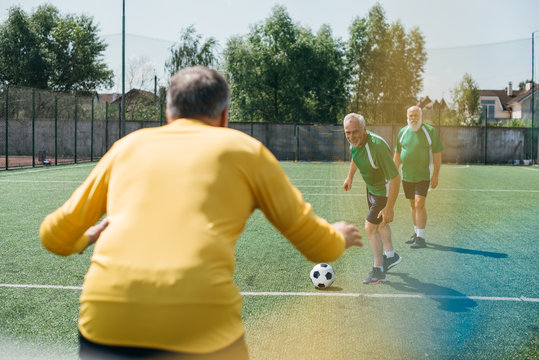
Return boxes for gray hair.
[407,105,423,119]
[343,113,366,128]
[166,66,230,119]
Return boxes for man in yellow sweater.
[40,66,363,359]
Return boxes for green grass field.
[1,162,538,359]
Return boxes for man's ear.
[219,107,229,128]
[165,110,172,124]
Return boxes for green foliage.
[346,4,427,124]
[0,5,113,92]
[505,118,526,127]
[224,5,348,123]
[164,25,218,78]
[451,73,480,125]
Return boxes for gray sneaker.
[410,236,426,248]
[383,252,402,272]
[405,233,416,244]
[362,267,386,285]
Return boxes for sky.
[2,0,539,101]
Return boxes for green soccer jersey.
[395,123,444,182]
[350,131,399,197]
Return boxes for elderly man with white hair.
[393,105,444,249]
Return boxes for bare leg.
[365,220,384,267]
[378,222,393,252]
[415,195,427,229]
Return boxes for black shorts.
[402,180,430,199]
[366,189,387,225]
[79,332,176,359]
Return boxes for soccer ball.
[310,263,335,289]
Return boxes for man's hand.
[332,221,363,248]
[431,174,439,189]
[80,217,109,253]
[377,207,394,224]
[342,177,353,191]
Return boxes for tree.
[451,73,480,125]
[48,13,113,92]
[164,25,218,77]
[224,5,348,123]
[0,5,113,92]
[0,6,50,88]
[346,3,427,124]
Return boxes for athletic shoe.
[405,233,416,244]
[410,236,426,248]
[362,267,386,285]
[383,252,402,272]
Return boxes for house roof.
[111,89,157,103]
[417,96,448,110]
[479,85,538,110]
[96,93,120,104]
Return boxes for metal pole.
[484,107,488,165]
[105,102,109,150]
[4,85,8,170]
[32,89,35,167]
[91,98,94,162]
[74,96,78,163]
[532,32,536,164]
[121,0,126,137]
[54,94,58,165]
[118,103,121,140]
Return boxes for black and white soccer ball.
[309,263,335,289]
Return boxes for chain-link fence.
[1,84,537,170]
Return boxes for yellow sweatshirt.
[40,119,345,353]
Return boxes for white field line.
[0,179,82,183]
[518,166,539,172]
[0,163,94,177]
[1,284,537,303]
[2,178,537,195]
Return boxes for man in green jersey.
[343,113,402,284]
[394,106,444,248]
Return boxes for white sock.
[384,250,395,258]
[414,226,418,234]
[417,229,425,239]
[374,265,383,271]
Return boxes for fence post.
[74,95,78,163]
[91,98,94,162]
[32,89,36,167]
[159,100,163,126]
[295,124,300,162]
[105,102,109,150]
[54,94,58,165]
[4,85,8,170]
[484,107,488,165]
[118,103,121,140]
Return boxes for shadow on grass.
[386,272,478,313]
[424,242,508,258]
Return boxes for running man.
[394,105,444,248]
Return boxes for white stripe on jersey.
[365,143,378,169]
[420,125,434,178]
[399,126,410,145]
[369,132,391,149]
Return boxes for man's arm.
[393,151,401,169]
[377,174,401,224]
[343,160,357,191]
[431,152,442,189]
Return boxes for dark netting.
[296,124,350,162]
[34,88,56,167]
[55,92,75,164]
